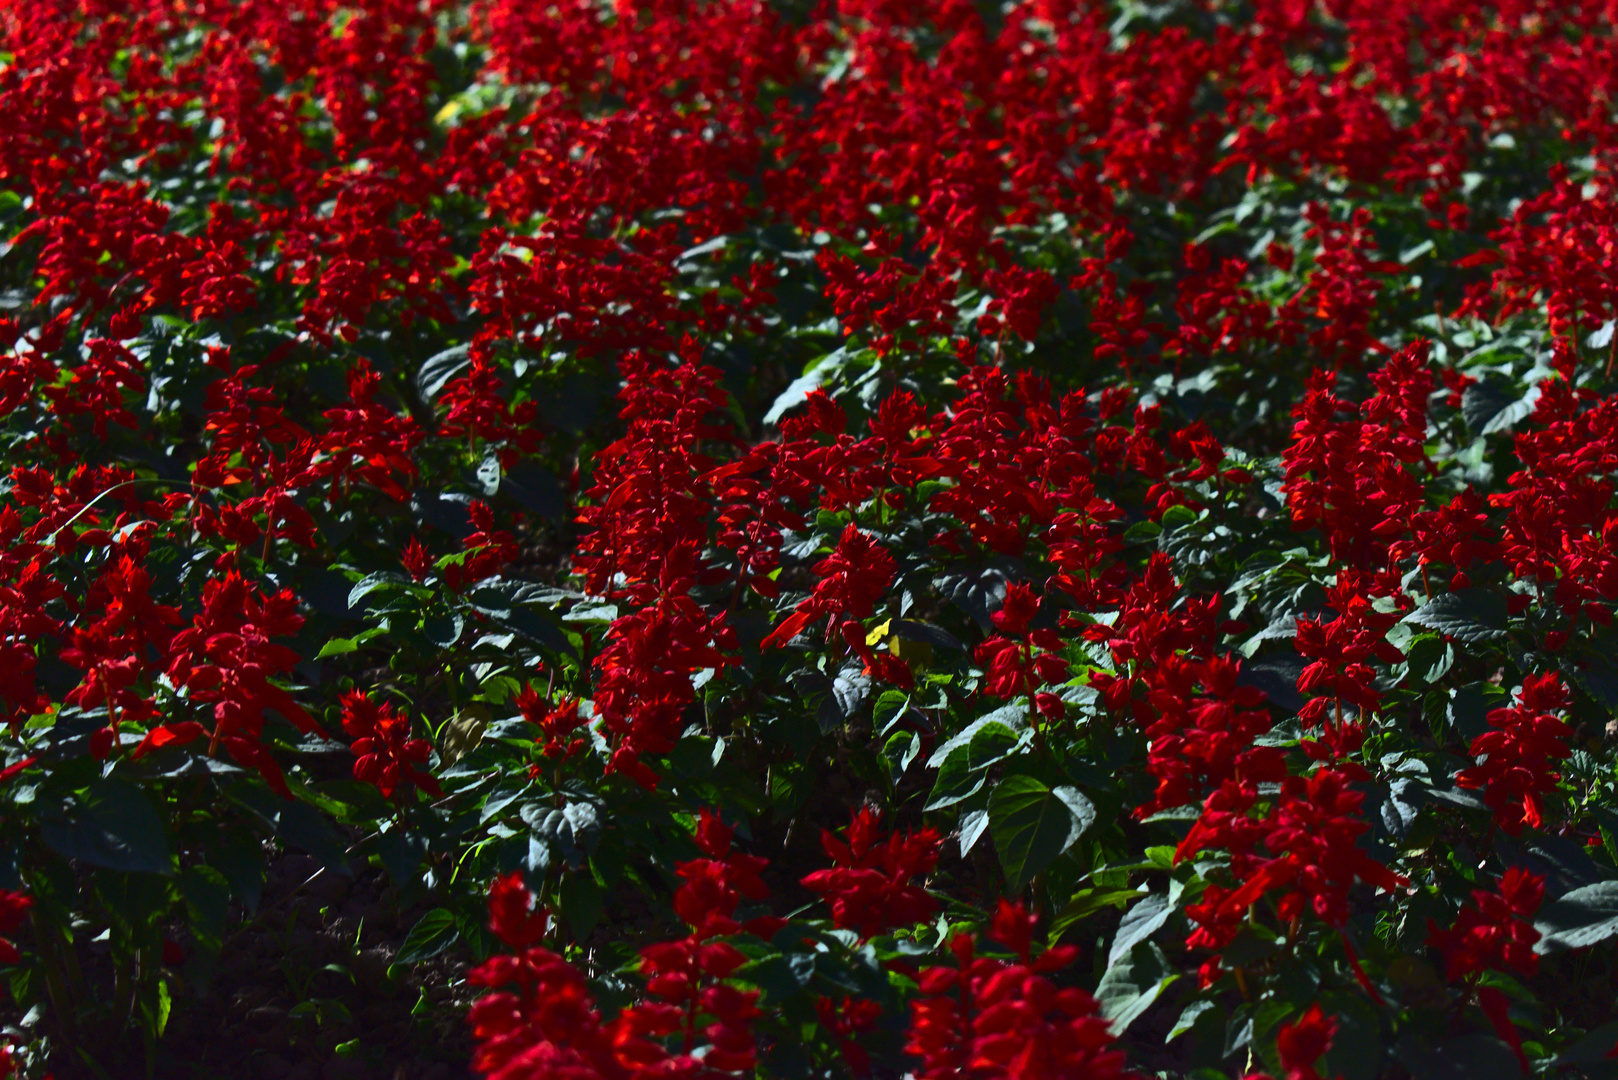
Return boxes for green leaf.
[1051,785,1096,835]
[1159,504,1198,530]
[1095,943,1177,1034]
[1554,1019,1618,1064]
[1048,888,1142,941]
[40,778,175,875]
[562,801,602,857]
[423,610,464,649]
[347,571,406,611]
[1404,633,1454,684]
[417,343,471,401]
[1404,590,1509,642]
[988,775,1089,892]
[1320,995,1387,1080]
[873,690,910,735]
[476,451,501,497]
[180,866,230,955]
[763,353,838,426]
[890,619,964,653]
[1396,1034,1521,1080]
[737,952,816,1005]
[213,830,265,914]
[925,746,986,811]
[926,705,1025,768]
[1108,893,1173,966]
[1461,377,1539,437]
[959,806,990,857]
[503,461,566,522]
[396,909,459,964]
[317,636,361,658]
[967,721,1019,771]
[1534,881,1618,953]
[1169,999,1215,1041]
[562,602,619,624]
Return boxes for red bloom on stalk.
[516,687,588,762]
[907,903,1137,1080]
[0,890,30,966]
[487,871,549,950]
[1275,1004,1338,1080]
[444,501,518,591]
[974,581,1070,721]
[816,995,883,1074]
[340,690,441,800]
[133,573,322,798]
[467,896,646,1080]
[438,349,541,469]
[762,524,896,649]
[1456,673,1571,835]
[401,536,433,582]
[801,807,941,938]
[1179,768,1407,955]
[61,553,183,753]
[470,823,771,1080]
[314,358,422,502]
[1428,867,1544,983]
[761,524,910,685]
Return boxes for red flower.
[801,807,941,939]
[1455,674,1571,835]
[974,581,1070,717]
[444,501,518,591]
[487,872,549,950]
[762,524,897,651]
[340,690,442,801]
[133,573,322,798]
[401,536,434,582]
[816,995,883,1074]
[1428,867,1544,984]
[907,907,1137,1080]
[517,688,589,762]
[0,890,30,966]
[1275,1004,1338,1080]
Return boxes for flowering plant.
[3,1,1618,1077]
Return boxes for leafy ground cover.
[5,1,1618,1077]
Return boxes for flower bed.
[2,1,1618,1077]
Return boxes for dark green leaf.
[417,344,471,401]
[40,778,175,875]
[1108,894,1173,966]
[959,806,990,857]
[503,461,566,522]
[988,775,1088,892]
[925,746,986,811]
[1404,590,1509,642]
[559,872,605,940]
[890,620,964,652]
[926,705,1025,768]
[1095,943,1177,1034]
[1397,1034,1520,1080]
[396,909,459,964]
[276,799,353,878]
[475,452,501,497]
[1534,881,1618,953]
[1461,377,1537,437]
[967,721,1019,771]
[423,611,464,649]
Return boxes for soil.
[35,847,477,1080]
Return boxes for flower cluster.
[6,0,1618,1075]
[907,902,1136,1080]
